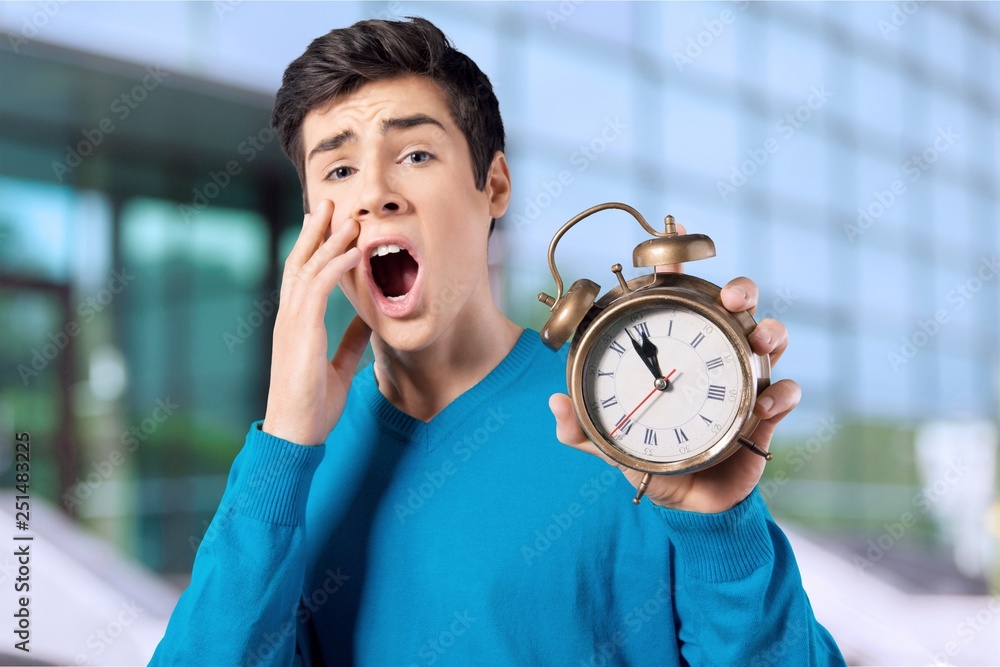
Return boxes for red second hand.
[609,368,677,437]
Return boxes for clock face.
[581,305,745,463]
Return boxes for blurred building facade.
[1,0,998,614]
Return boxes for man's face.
[300,75,509,352]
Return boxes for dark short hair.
[271,17,505,227]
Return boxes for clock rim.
[567,273,770,475]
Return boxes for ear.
[486,151,512,219]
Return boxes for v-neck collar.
[355,328,540,452]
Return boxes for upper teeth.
[371,244,401,258]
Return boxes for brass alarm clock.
[538,203,771,504]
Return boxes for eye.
[402,150,433,165]
[325,165,355,181]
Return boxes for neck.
[371,284,523,423]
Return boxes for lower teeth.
[387,295,406,302]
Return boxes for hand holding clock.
[548,229,798,514]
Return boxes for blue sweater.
[150,329,845,666]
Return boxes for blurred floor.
[787,527,1000,666]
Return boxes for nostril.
[384,202,399,212]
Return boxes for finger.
[749,318,789,366]
[752,378,800,431]
[284,200,334,272]
[720,276,758,315]
[745,380,800,452]
[313,244,362,301]
[331,314,372,379]
[655,222,687,274]
[548,394,623,466]
[302,217,360,280]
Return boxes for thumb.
[549,393,588,447]
[549,393,622,467]
[331,315,372,379]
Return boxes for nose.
[353,164,408,221]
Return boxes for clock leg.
[738,436,773,460]
[632,472,652,505]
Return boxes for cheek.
[307,179,354,222]
[430,240,485,298]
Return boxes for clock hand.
[609,368,677,437]
[639,331,664,379]
[625,329,665,382]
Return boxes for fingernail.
[757,396,773,414]
[753,329,772,345]
[730,285,747,300]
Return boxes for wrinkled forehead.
[302,75,455,149]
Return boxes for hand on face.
[549,226,798,513]
[261,200,372,445]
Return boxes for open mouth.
[369,243,420,303]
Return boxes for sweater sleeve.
[148,421,324,667]
[652,487,847,666]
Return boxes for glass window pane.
[0,177,74,281]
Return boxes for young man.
[151,17,845,666]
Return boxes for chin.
[371,316,442,354]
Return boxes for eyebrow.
[306,114,447,163]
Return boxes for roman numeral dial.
[582,306,745,465]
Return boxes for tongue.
[373,251,418,298]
